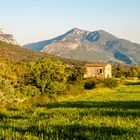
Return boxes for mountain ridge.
[23,28,140,65]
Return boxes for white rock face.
[0,28,4,34]
[0,28,18,45]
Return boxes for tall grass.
[0,81,140,139]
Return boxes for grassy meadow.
[0,80,140,140]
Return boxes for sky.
[0,0,140,45]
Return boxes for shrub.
[68,66,86,82]
[66,82,84,95]
[19,85,41,97]
[84,79,96,90]
[0,78,17,106]
[104,78,118,88]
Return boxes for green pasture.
[0,80,140,140]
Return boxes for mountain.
[23,28,140,65]
[0,28,18,45]
[23,29,76,50]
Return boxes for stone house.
[84,63,112,78]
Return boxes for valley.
[1,0,140,139]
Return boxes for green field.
[0,81,140,140]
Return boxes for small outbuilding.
[84,63,112,78]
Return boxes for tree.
[68,66,86,82]
[128,67,138,78]
[22,58,70,94]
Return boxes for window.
[99,69,102,73]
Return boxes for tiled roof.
[85,63,109,67]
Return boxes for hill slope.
[23,28,140,65]
[0,41,49,63]
[0,41,87,66]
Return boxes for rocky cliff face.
[0,28,18,45]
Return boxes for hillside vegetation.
[0,41,48,62]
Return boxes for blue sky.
[0,0,140,45]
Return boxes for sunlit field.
[0,81,140,140]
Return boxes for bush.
[104,78,118,88]
[84,79,96,90]
[66,82,84,95]
[0,78,17,106]
[19,85,41,97]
